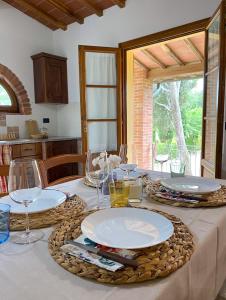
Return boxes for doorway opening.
[126,31,205,176]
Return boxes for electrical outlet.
[43,118,50,124]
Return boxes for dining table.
[1,170,226,300]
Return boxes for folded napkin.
[61,244,124,271]
[76,235,137,259]
[155,192,200,204]
[61,235,137,272]
[155,186,207,203]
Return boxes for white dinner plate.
[160,177,221,194]
[2,189,66,214]
[81,208,174,249]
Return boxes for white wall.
[53,0,221,137]
[0,0,58,138]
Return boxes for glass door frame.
[201,0,226,178]
[79,45,122,154]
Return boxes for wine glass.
[86,150,109,209]
[153,144,169,173]
[8,159,44,244]
[119,144,137,179]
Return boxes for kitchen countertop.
[0,136,81,145]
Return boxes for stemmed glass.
[86,150,109,209]
[8,159,44,244]
[153,144,169,173]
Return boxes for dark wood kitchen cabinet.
[31,52,68,104]
[12,143,42,160]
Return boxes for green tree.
[153,78,203,174]
[153,78,203,147]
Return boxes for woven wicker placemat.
[48,207,194,284]
[10,195,85,231]
[143,177,226,208]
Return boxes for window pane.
[0,84,12,106]
[207,14,220,72]
[86,88,117,119]
[204,118,217,165]
[85,52,116,85]
[205,69,219,118]
[87,121,117,152]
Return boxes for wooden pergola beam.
[142,49,167,69]
[46,0,84,24]
[12,0,67,30]
[161,44,185,66]
[184,38,204,62]
[111,0,126,8]
[79,0,103,17]
[134,58,150,71]
[149,62,204,81]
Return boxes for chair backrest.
[39,154,86,187]
[0,165,10,197]
[0,165,10,177]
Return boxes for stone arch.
[0,64,32,115]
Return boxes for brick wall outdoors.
[132,61,153,169]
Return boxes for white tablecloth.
[1,171,226,300]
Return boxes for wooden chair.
[39,154,86,187]
[0,165,10,197]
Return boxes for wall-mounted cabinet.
[31,52,68,104]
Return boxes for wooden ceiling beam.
[79,0,103,17]
[134,58,150,71]
[184,38,204,62]
[142,49,167,69]
[46,0,84,24]
[138,32,204,52]
[111,0,126,8]
[11,0,67,30]
[149,62,204,81]
[161,44,185,66]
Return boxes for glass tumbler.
[109,181,130,207]
[170,160,185,177]
[0,203,10,244]
[127,178,143,204]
